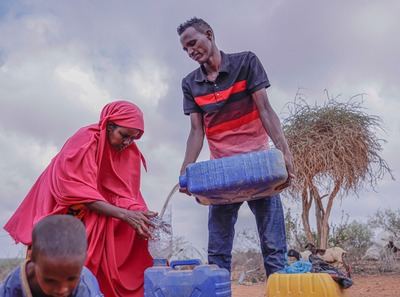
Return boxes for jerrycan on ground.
[266,273,345,297]
[179,149,288,205]
[144,259,231,297]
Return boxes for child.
[0,215,103,297]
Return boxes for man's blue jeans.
[208,194,287,277]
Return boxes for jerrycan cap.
[153,258,169,266]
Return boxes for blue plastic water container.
[179,149,288,205]
[144,259,231,297]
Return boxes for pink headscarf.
[5,100,152,297]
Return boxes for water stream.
[148,183,179,259]
[159,183,179,219]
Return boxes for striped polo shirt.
[182,51,270,159]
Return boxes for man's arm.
[180,112,205,175]
[252,89,295,187]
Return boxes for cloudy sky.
[0,0,399,257]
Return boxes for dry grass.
[0,258,23,281]
[283,92,392,197]
[282,91,393,247]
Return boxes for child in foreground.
[0,215,103,297]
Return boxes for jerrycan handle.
[170,259,202,269]
[179,175,187,188]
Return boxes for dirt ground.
[1,260,398,296]
[231,274,399,297]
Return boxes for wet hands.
[123,210,158,239]
[149,216,172,240]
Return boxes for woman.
[4,100,156,297]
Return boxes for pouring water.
[159,183,179,219]
[148,183,179,263]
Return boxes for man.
[0,215,103,297]
[177,17,295,277]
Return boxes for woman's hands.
[122,209,158,238]
[86,201,158,238]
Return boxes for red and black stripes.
[194,80,247,107]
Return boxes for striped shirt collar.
[194,51,231,82]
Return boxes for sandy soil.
[232,274,400,297]
[1,261,398,296]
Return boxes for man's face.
[180,26,213,64]
[33,255,84,297]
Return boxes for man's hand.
[179,187,192,196]
[276,151,296,191]
[179,113,204,197]
[179,164,193,197]
[123,210,158,239]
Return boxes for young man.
[177,17,295,277]
[0,215,103,297]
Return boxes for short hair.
[177,17,213,36]
[31,215,87,261]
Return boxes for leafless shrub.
[0,258,23,281]
[283,91,393,248]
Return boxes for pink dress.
[4,101,152,297]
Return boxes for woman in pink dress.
[4,100,156,297]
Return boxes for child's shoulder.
[74,267,103,297]
[0,265,24,296]
[80,266,97,281]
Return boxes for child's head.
[29,215,87,297]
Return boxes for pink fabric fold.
[4,100,152,297]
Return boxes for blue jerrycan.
[144,259,231,297]
[179,148,288,205]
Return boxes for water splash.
[148,183,179,260]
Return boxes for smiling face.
[180,26,214,64]
[29,255,84,297]
[107,122,142,151]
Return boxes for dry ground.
[1,259,399,296]
[232,274,400,297]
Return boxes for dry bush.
[0,258,23,281]
[377,249,398,273]
[284,92,391,196]
[231,251,265,284]
[329,214,373,261]
[283,91,393,248]
[369,209,400,240]
[352,253,400,275]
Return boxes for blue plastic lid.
[170,259,202,269]
[153,258,168,266]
